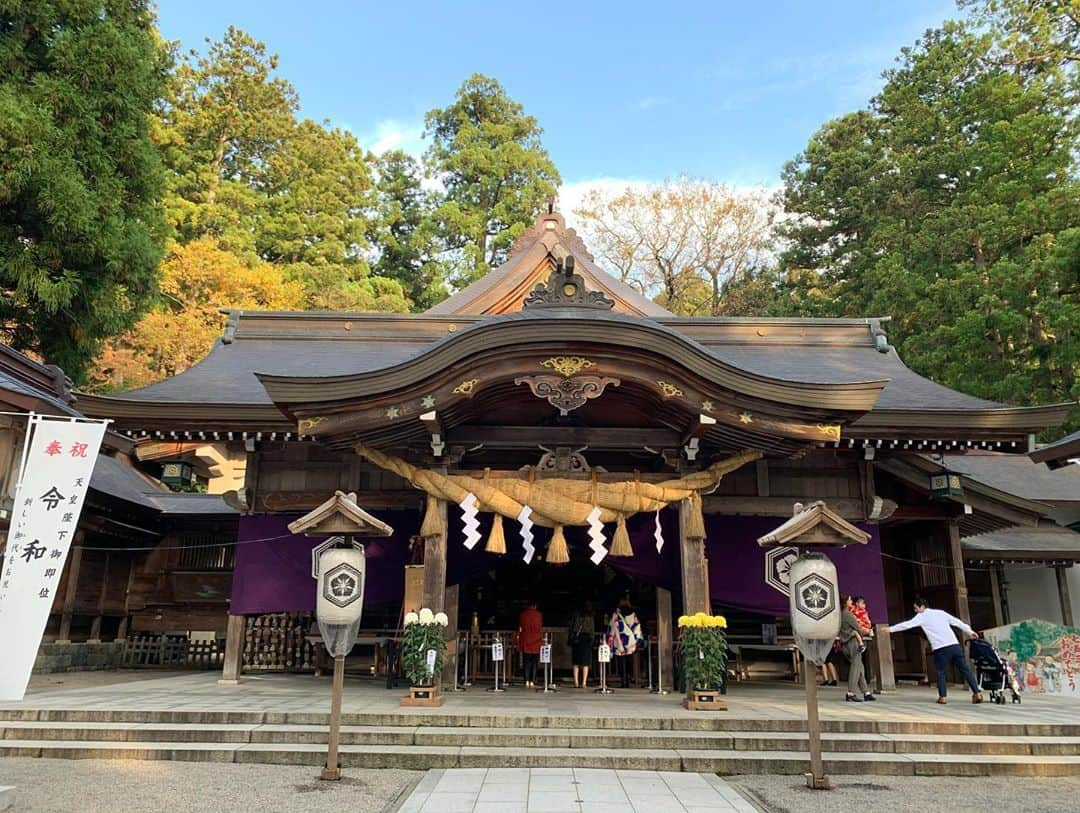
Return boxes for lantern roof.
[757,501,870,549]
[287,490,393,537]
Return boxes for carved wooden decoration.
[514,374,620,415]
[523,256,614,310]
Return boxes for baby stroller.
[968,637,1021,704]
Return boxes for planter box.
[401,685,444,707]
[682,689,727,711]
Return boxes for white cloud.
[558,176,781,230]
[360,119,427,158]
[557,177,652,228]
[634,95,669,111]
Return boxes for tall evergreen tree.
[371,150,444,310]
[424,74,561,286]
[775,6,1079,425]
[0,0,168,382]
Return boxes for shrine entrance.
[452,537,671,690]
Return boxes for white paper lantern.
[316,547,366,627]
[788,554,840,642]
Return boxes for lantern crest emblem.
[322,562,363,609]
[794,572,836,621]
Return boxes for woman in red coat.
[518,600,544,688]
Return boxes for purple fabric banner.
[230,513,414,615]
[230,510,886,621]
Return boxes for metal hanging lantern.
[929,471,964,500]
[161,461,194,487]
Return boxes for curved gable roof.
[425,211,671,318]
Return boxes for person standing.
[568,602,596,688]
[840,596,875,702]
[607,597,644,688]
[888,597,983,704]
[518,599,543,688]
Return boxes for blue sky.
[155,0,956,197]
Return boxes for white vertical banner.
[0,415,108,700]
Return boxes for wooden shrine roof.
[73,211,1073,447]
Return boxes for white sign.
[539,644,552,664]
[491,641,504,662]
[426,648,437,676]
[598,643,611,663]
[0,416,107,700]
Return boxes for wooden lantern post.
[288,491,393,781]
[758,501,870,791]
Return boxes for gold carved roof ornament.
[656,380,684,398]
[298,415,326,434]
[541,356,595,377]
[453,378,479,396]
[816,423,842,441]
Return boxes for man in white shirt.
[889,596,983,704]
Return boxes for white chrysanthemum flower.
[404,611,419,626]
[419,608,435,625]
[434,612,449,627]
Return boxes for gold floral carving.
[541,356,595,377]
[656,380,684,398]
[298,416,326,433]
[452,378,479,396]
[817,424,842,441]
[701,400,715,413]
[739,412,753,425]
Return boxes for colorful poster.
[0,415,108,700]
[983,618,1080,697]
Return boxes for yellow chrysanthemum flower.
[677,615,690,628]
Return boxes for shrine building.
[16,209,1078,687]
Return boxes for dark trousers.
[932,644,980,697]
[523,652,539,684]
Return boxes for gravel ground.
[0,758,421,813]
[728,774,1080,813]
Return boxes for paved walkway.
[10,671,1078,728]
[398,768,756,813]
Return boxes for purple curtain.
[230,512,414,615]
[231,509,886,621]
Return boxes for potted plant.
[400,608,449,707]
[678,612,728,710]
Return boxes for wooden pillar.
[872,623,895,692]
[116,557,136,640]
[57,535,84,643]
[656,586,674,692]
[946,520,970,624]
[422,499,448,614]
[443,583,459,689]
[219,613,246,684]
[1055,565,1074,628]
[88,551,110,642]
[988,564,1005,628]
[679,499,708,616]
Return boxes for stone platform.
[2,672,1079,776]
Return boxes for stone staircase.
[2,709,1079,776]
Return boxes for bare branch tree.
[573,178,778,314]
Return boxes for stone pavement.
[8,670,1078,728]
[398,768,757,813]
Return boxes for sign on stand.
[539,644,551,665]
[598,643,611,663]
[0,415,108,701]
[491,641,504,662]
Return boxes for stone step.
[1,739,1078,776]
[2,720,1078,756]
[2,709,1076,738]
